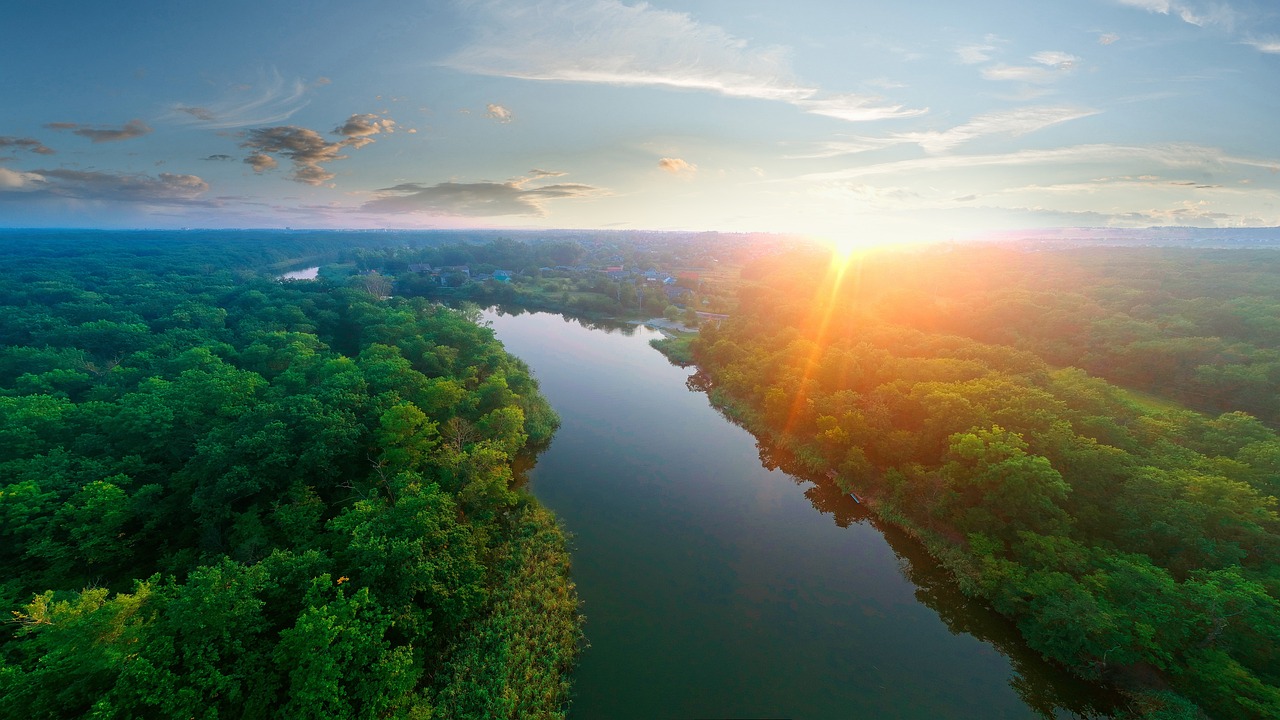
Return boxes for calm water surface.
[279,265,319,280]
[485,308,1118,720]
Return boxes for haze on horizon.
[1,0,1278,245]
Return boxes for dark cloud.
[0,168,208,203]
[0,136,56,155]
[240,114,397,185]
[204,154,234,161]
[176,106,217,121]
[240,126,344,184]
[363,180,600,216]
[44,119,152,143]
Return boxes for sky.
[1,0,1278,244]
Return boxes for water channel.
[483,307,1120,720]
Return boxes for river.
[279,266,319,280]
[484,307,1119,720]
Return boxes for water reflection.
[747,433,1124,719]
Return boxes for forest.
[689,245,1280,719]
[0,230,580,718]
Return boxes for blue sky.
[1,0,1278,243]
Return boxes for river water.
[279,266,320,280]
[484,308,1119,720]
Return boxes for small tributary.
[484,307,1119,720]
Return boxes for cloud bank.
[0,168,208,203]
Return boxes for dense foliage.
[0,231,580,718]
[692,246,1280,719]
[843,246,1280,426]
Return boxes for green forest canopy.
[0,230,579,718]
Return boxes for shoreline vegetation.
[662,247,1280,720]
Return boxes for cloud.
[529,168,567,178]
[244,153,279,172]
[956,42,998,64]
[658,157,697,176]
[444,0,923,122]
[800,105,1101,157]
[204,154,235,161]
[982,65,1054,83]
[1031,51,1080,69]
[240,115,395,184]
[1243,37,1280,53]
[44,119,151,143]
[333,113,397,147]
[241,126,345,184]
[0,136,55,155]
[176,106,217,121]
[795,93,927,122]
[1098,33,1121,45]
[0,168,208,202]
[0,167,46,190]
[485,103,514,123]
[363,176,603,216]
[166,69,311,129]
[1114,0,1234,28]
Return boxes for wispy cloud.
[801,143,1280,183]
[956,37,1002,64]
[1114,0,1235,28]
[44,119,151,143]
[363,173,603,216]
[444,0,924,122]
[982,51,1080,83]
[166,69,311,129]
[1098,32,1121,45]
[800,105,1100,157]
[1031,51,1080,69]
[1243,36,1280,53]
[0,136,55,155]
